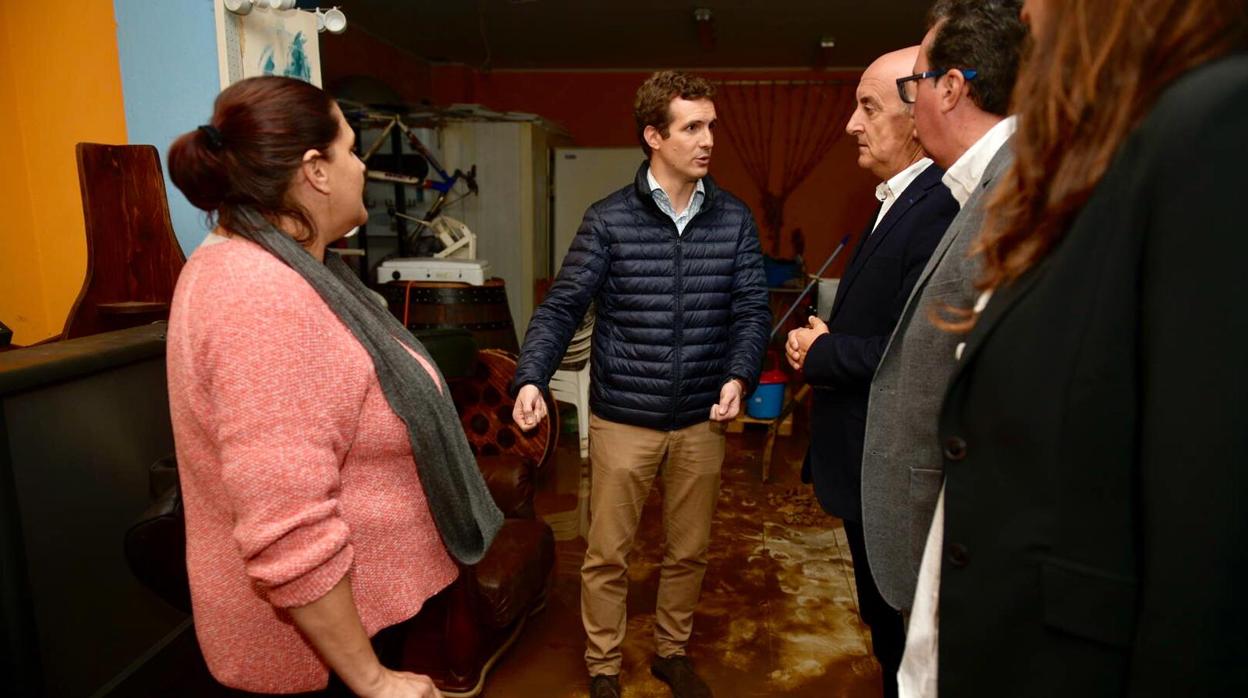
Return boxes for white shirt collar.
[870,157,934,234]
[875,157,934,204]
[647,168,705,213]
[942,115,1017,207]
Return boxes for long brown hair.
[168,76,340,243]
[974,0,1248,297]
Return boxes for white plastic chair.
[550,361,590,460]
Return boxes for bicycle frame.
[359,113,476,206]
[349,108,481,257]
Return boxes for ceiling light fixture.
[694,7,715,51]
[815,36,837,70]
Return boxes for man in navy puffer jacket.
[511,71,769,698]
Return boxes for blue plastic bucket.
[747,384,785,418]
[746,367,788,419]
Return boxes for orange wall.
[0,1,129,344]
[0,28,42,343]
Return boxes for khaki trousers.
[582,413,726,676]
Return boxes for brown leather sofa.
[125,328,555,697]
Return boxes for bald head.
[846,46,925,180]
[864,46,922,98]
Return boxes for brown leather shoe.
[650,655,712,698]
[589,673,621,698]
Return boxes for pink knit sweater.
[166,235,458,693]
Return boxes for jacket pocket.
[907,467,944,573]
[1040,556,1137,648]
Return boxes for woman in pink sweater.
[166,77,502,696]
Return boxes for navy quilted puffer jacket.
[512,163,771,431]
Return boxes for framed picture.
[213,3,321,89]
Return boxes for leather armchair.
[401,329,556,696]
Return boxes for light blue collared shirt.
[646,169,705,235]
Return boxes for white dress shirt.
[647,168,705,235]
[873,157,935,232]
[940,116,1017,207]
[897,118,1016,698]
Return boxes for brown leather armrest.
[472,519,555,629]
[477,455,534,519]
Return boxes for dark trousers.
[842,518,905,698]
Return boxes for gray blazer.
[860,142,1015,612]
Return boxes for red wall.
[320,28,432,107]
[321,34,877,277]
[430,68,877,274]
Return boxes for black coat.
[803,163,958,521]
[936,54,1248,696]
[513,163,770,431]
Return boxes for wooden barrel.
[449,349,559,472]
[383,278,519,353]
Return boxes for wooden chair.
[62,143,185,340]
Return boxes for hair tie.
[198,124,224,151]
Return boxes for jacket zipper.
[646,189,710,428]
[672,222,684,428]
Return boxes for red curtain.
[715,80,857,256]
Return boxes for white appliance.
[552,147,644,272]
[376,258,491,286]
[436,120,571,340]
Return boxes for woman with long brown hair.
[913,0,1248,695]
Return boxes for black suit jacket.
[802,162,957,521]
[935,54,1248,696]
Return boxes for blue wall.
[114,0,220,253]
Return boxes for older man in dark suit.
[786,46,957,698]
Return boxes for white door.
[552,148,643,274]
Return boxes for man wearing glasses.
[856,1,1027,695]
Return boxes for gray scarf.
[239,208,503,565]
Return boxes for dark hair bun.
[166,76,339,242]
[168,126,230,212]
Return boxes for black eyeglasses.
[896,68,979,104]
